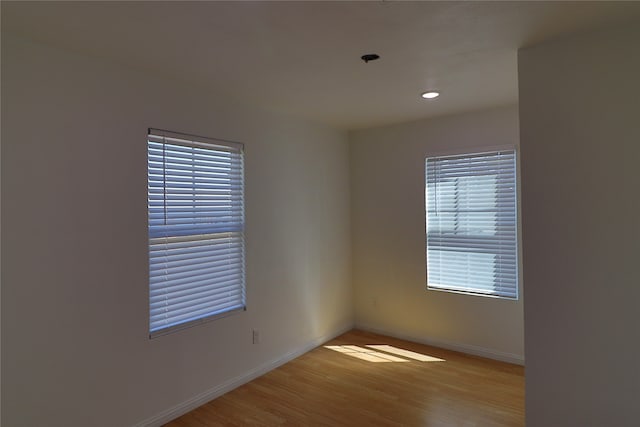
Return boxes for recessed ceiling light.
[421,91,440,99]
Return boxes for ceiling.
[3,1,640,130]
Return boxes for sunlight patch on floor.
[366,345,445,362]
[324,345,408,362]
[324,344,446,363]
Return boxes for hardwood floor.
[165,330,524,426]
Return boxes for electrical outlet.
[252,329,260,344]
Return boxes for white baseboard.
[355,322,525,366]
[133,322,354,427]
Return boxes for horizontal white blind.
[426,150,518,299]
[148,129,245,336]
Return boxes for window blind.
[425,150,518,299]
[148,129,245,337]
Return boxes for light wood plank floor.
[165,330,524,426]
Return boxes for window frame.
[147,128,246,338]
[424,146,520,300]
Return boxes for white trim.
[132,322,354,427]
[148,128,244,151]
[424,143,518,160]
[355,323,524,366]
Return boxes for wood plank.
[164,330,524,426]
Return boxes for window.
[425,150,518,299]
[147,128,245,337]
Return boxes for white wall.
[519,23,640,426]
[1,35,353,427]
[349,106,524,363]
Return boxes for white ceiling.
[4,1,640,130]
